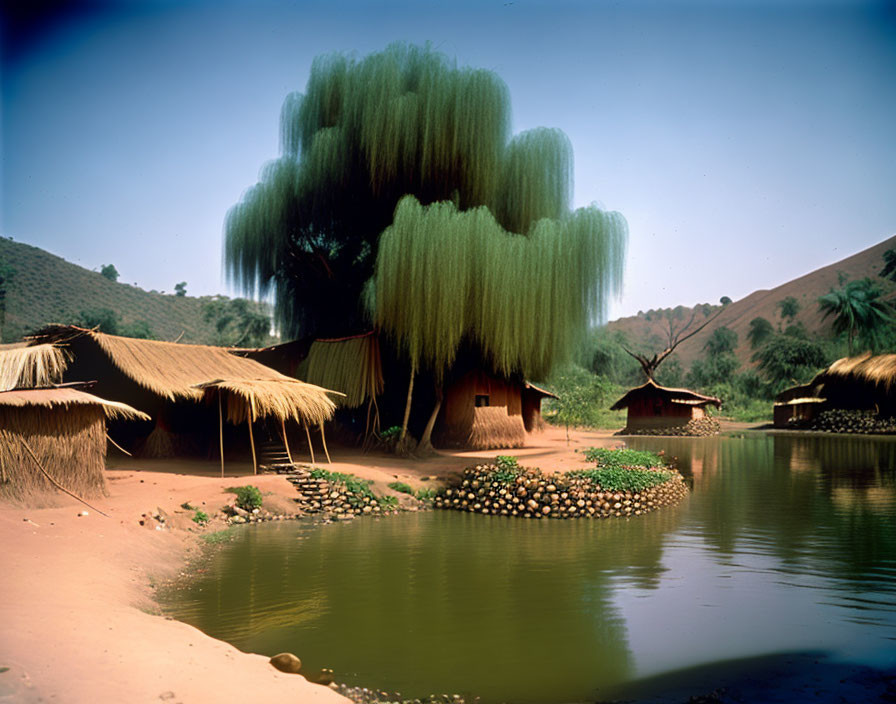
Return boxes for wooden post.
[319,423,331,464]
[247,415,258,475]
[218,391,225,478]
[280,418,294,465]
[304,424,315,464]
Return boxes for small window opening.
[475,394,490,407]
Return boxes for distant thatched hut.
[436,370,558,449]
[26,326,340,460]
[774,353,896,428]
[611,379,721,434]
[773,382,826,428]
[0,387,149,505]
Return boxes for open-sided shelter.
[27,325,340,463]
[0,387,149,505]
[611,379,721,433]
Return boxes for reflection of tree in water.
[163,509,683,703]
[630,434,896,595]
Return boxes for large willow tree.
[225,42,627,447]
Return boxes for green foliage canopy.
[225,42,626,361]
[752,333,827,390]
[368,197,625,379]
[817,278,895,355]
[747,317,774,349]
[100,264,119,282]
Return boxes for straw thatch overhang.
[0,343,69,391]
[0,387,150,421]
[28,325,292,402]
[610,379,722,411]
[781,353,896,417]
[194,378,341,425]
[523,381,559,400]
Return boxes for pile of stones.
[618,417,720,437]
[335,684,474,704]
[811,408,896,435]
[284,467,400,518]
[432,464,687,519]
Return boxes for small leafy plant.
[492,455,521,482]
[310,467,376,498]
[388,481,414,495]
[568,467,672,492]
[583,447,665,470]
[378,495,399,510]
[415,488,437,502]
[226,485,263,511]
[192,509,209,525]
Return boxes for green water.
[161,434,896,702]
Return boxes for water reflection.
[162,434,896,702]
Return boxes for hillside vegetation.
[0,237,269,345]
[607,235,896,369]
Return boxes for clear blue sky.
[3,0,895,321]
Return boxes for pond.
[160,434,896,702]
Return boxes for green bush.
[378,495,399,509]
[568,466,672,492]
[582,447,664,469]
[192,510,209,525]
[227,485,263,511]
[310,468,375,498]
[388,481,414,494]
[415,488,437,501]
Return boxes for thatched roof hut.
[0,343,68,391]
[0,388,149,505]
[775,353,896,425]
[611,379,721,432]
[437,370,559,449]
[26,326,341,462]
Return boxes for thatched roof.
[0,388,150,421]
[817,353,896,390]
[194,379,340,425]
[301,332,384,408]
[28,325,298,401]
[0,343,69,392]
[774,382,826,406]
[523,381,558,400]
[610,378,722,411]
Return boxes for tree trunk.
[416,385,443,456]
[396,364,417,456]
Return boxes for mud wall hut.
[0,387,148,505]
[436,370,558,449]
[611,379,721,432]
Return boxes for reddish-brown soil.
[0,427,621,703]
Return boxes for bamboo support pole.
[281,418,294,465]
[218,391,225,478]
[105,433,132,457]
[305,424,315,464]
[248,416,258,475]
[19,437,110,517]
[319,423,331,464]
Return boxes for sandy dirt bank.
[0,426,621,703]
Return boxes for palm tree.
[747,317,774,350]
[817,278,894,355]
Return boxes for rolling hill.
[606,234,896,370]
[0,236,228,344]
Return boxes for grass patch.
[568,466,672,492]
[310,467,376,499]
[202,527,236,544]
[582,447,665,469]
[388,481,414,495]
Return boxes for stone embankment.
[810,409,896,435]
[617,417,720,437]
[433,464,687,519]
